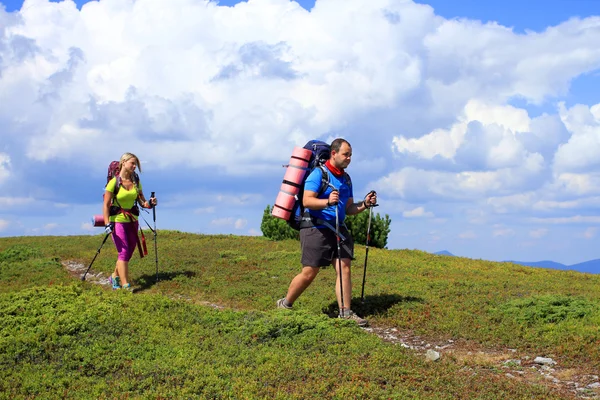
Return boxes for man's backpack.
[272,140,350,230]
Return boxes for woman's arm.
[103,191,112,224]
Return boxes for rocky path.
[63,261,599,399]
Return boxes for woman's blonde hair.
[119,152,142,173]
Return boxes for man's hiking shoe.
[339,310,368,327]
[276,298,292,309]
[109,275,121,290]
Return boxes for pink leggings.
[112,221,139,261]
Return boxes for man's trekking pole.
[333,191,345,317]
[81,232,111,281]
[361,191,378,303]
[151,191,158,283]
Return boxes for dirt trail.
[63,261,600,399]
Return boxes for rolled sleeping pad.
[92,215,105,227]
[272,146,312,220]
[271,191,296,220]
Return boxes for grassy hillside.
[1,232,599,399]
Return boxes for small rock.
[506,373,516,379]
[588,382,600,389]
[426,349,440,362]
[534,356,556,366]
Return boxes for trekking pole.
[333,191,345,317]
[151,191,158,283]
[81,232,111,281]
[361,191,378,303]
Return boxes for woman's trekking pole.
[333,192,345,317]
[81,232,111,281]
[361,191,378,303]
[151,191,158,283]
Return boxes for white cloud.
[0,219,9,231]
[493,227,515,237]
[194,206,216,214]
[402,206,434,218]
[0,154,11,185]
[210,217,247,229]
[582,227,597,239]
[234,218,247,229]
[529,215,600,224]
[554,102,600,173]
[0,0,597,172]
[529,228,548,238]
[211,217,234,226]
[459,230,476,239]
[0,197,35,207]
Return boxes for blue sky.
[0,0,599,265]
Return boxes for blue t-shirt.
[304,166,353,223]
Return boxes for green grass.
[1,232,598,398]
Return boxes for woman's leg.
[112,222,137,286]
[117,260,129,286]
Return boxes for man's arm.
[346,197,368,215]
[346,191,377,215]
[303,190,336,210]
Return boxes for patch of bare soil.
[64,261,599,399]
[366,324,600,399]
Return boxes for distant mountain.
[507,259,600,274]
[567,259,600,274]
[435,251,600,274]
[508,260,568,270]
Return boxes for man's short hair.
[331,138,351,153]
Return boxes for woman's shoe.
[122,283,132,291]
[109,275,121,290]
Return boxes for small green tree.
[345,210,391,249]
[260,204,391,248]
[260,205,299,240]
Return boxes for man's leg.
[284,266,320,305]
[334,258,352,313]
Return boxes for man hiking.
[277,138,377,326]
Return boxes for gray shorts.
[300,226,354,267]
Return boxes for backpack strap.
[316,164,331,197]
[316,164,351,196]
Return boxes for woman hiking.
[103,152,157,290]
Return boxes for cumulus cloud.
[194,206,216,214]
[211,217,235,226]
[581,227,597,239]
[403,206,434,218]
[234,218,247,229]
[209,217,247,229]
[554,103,600,173]
[459,231,476,239]
[0,0,599,262]
[493,227,515,237]
[529,228,548,238]
[0,154,10,185]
